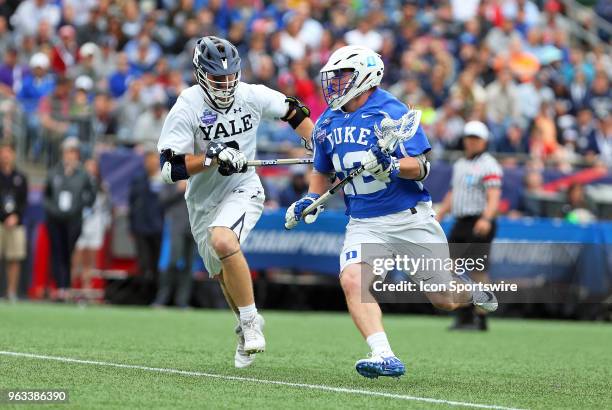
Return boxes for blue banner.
[242,210,612,295]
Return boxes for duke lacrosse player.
[158,36,313,368]
[285,45,497,378]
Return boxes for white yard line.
[0,351,525,410]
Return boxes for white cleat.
[234,325,256,368]
[241,314,266,355]
[458,273,498,313]
[472,289,498,313]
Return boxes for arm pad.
[160,149,189,183]
[413,154,430,181]
[281,96,310,129]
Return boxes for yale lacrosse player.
[285,45,497,378]
[158,36,313,368]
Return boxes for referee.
[436,121,502,331]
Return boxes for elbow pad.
[414,154,430,181]
[281,96,310,129]
[160,149,189,183]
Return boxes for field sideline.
[1,303,610,409]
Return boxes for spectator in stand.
[0,16,11,57]
[38,76,76,165]
[133,99,167,151]
[485,17,522,55]
[498,122,529,161]
[72,158,110,292]
[10,0,61,37]
[563,183,596,224]
[70,42,100,83]
[514,169,547,217]
[91,92,118,147]
[116,79,146,147]
[124,33,162,74]
[502,0,541,29]
[0,142,28,302]
[108,52,134,99]
[595,115,611,167]
[485,68,521,147]
[129,150,164,281]
[17,53,55,115]
[50,25,78,75]
[43,137,95,301]
[0,48,27,97]
[345,15,383,52]
[529,102,559,163]
[279,12,307,61]
[279,166,309,208]
[152,180,194,309]
[574,107,600,163]
[586,72,610,120]
[450,70,486,119]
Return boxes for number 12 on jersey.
[332,152,388,196]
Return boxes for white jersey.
[157,82,288,207]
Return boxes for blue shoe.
[355,353,406,378]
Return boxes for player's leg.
[340,262,405,378]
[218,271,255,368]
[200,186,266,357]
[404,210,497,318]
[340,263,384,337]
[210,227,254,307]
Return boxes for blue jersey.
[312,88,431,218]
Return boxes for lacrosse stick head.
[374,109,422,153]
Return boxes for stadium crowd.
[0,0,610,301]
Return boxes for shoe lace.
[242,319,258,342]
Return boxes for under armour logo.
[233,107,242,113]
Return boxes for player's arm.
[255,85,314,150]
[284,136,334,230]
[473,186,501,236]
[474,163,503,235]
[160,141,248,183]
[280,96,314,149]
[397,154,430,180]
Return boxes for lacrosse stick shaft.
[247,158,314,167]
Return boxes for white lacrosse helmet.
[320,45,384,111]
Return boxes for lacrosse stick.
[247,158,314,167]
[300,110,422,217]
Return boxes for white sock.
[366,332,393,357]
[238,303,258,323]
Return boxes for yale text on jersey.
[199,114,253,140]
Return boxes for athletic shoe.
[242,314,266,354]
[457,274,498,313]
[355,353,406,378]
[234,325,256,368]
[472,289,498,313]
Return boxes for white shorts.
[76,218,105,250]
[340,201,453,284]
[187,185,265,277]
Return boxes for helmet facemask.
[195,66,240,109]
[321,69,358,110]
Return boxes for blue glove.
[285,193,322,229]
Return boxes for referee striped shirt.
[450,152,503,217]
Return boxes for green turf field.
[0,303,610,409]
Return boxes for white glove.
[217,147,247,173]
[285,194,323,230]
[361,145,400,183]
